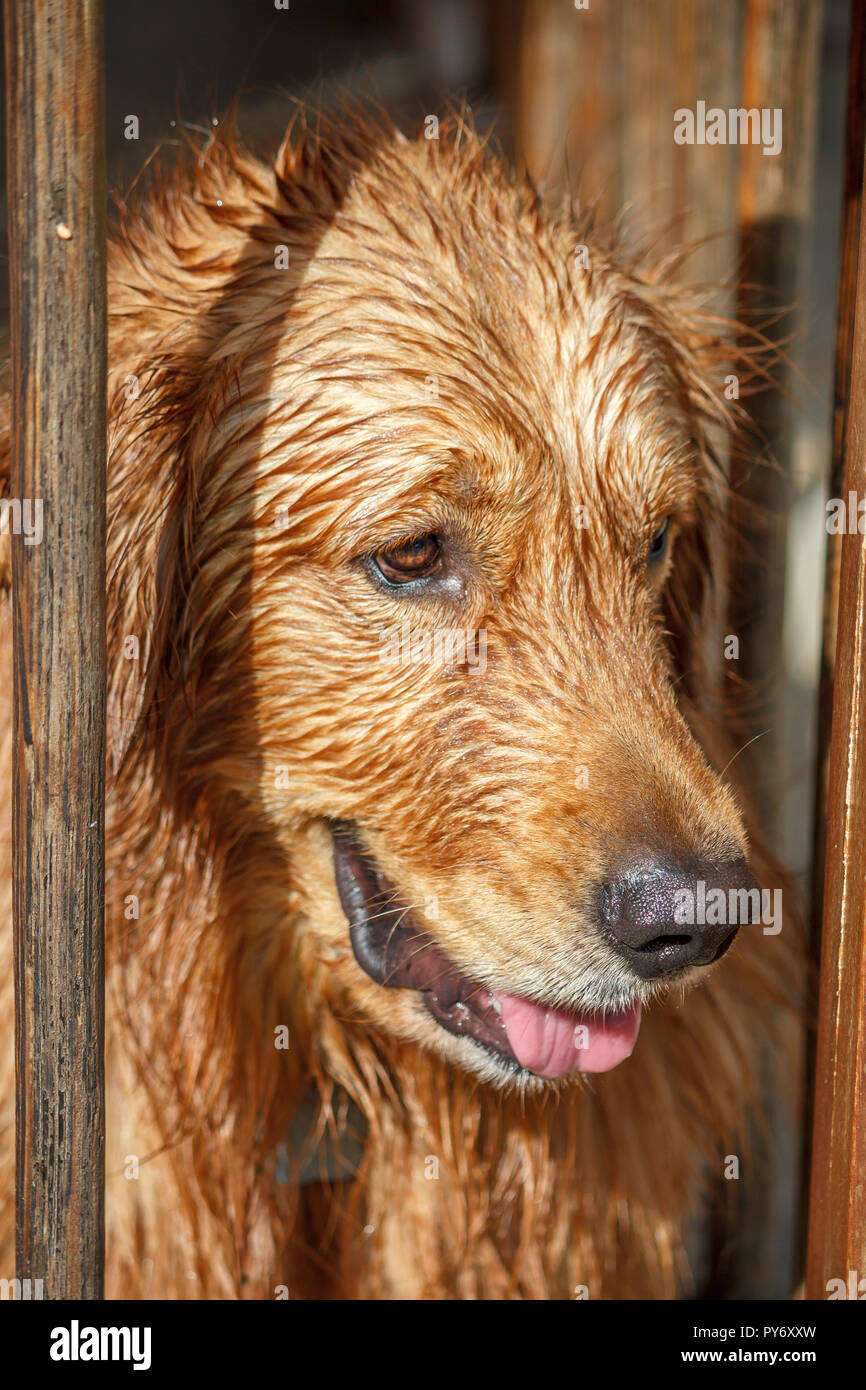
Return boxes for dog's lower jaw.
[331,821,645,1087]
[415,1013,535,1091]
[331,820,520,1064]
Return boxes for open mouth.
[331,822,641,1080]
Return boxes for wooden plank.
[506,0,742,286]
[730,0,823,837]
[805,107,866,1298]
[804,0,866,1300]
[811,0,866,955]
[5,0,107,1298]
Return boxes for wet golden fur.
[0,108,802,1298]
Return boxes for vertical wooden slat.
[811,0,866,952]
[804,0,866,1302]
[5,0,107,1298]
[730,0,823,839]
[506,0,742,288]
[805,116,866,1298]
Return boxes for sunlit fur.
[0,107,803,1299]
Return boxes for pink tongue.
[494,993,642,1078]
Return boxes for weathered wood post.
[5,0,107,1298]
[805,46,866,1295]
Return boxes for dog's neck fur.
[98,754,797,1299]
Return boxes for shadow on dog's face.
[219,129,760,1090]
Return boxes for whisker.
[719,729,770,778]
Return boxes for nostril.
[709,926,739,961]
[635,933,692,953]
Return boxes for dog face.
[117,120,756,1090]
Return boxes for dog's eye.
[648,519,670,564]
[373,534,442,585]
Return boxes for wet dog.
[0,108,802,1299]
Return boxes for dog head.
[110,112,762,1090]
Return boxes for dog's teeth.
[488,993,503,1017]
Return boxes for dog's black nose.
[601,857,758,979]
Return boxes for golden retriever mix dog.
[0,108,801,1300]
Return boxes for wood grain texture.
[506,0,742,286]
[806,119,866,1298]
[812,2,866,959]
[5,0,107,1298]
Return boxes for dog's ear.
[107,344,241,779]
[105,129,275,778]
[107,350,191,772]
[625,270,770,725]
[615,274,729,711]
[661,483,724,711]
